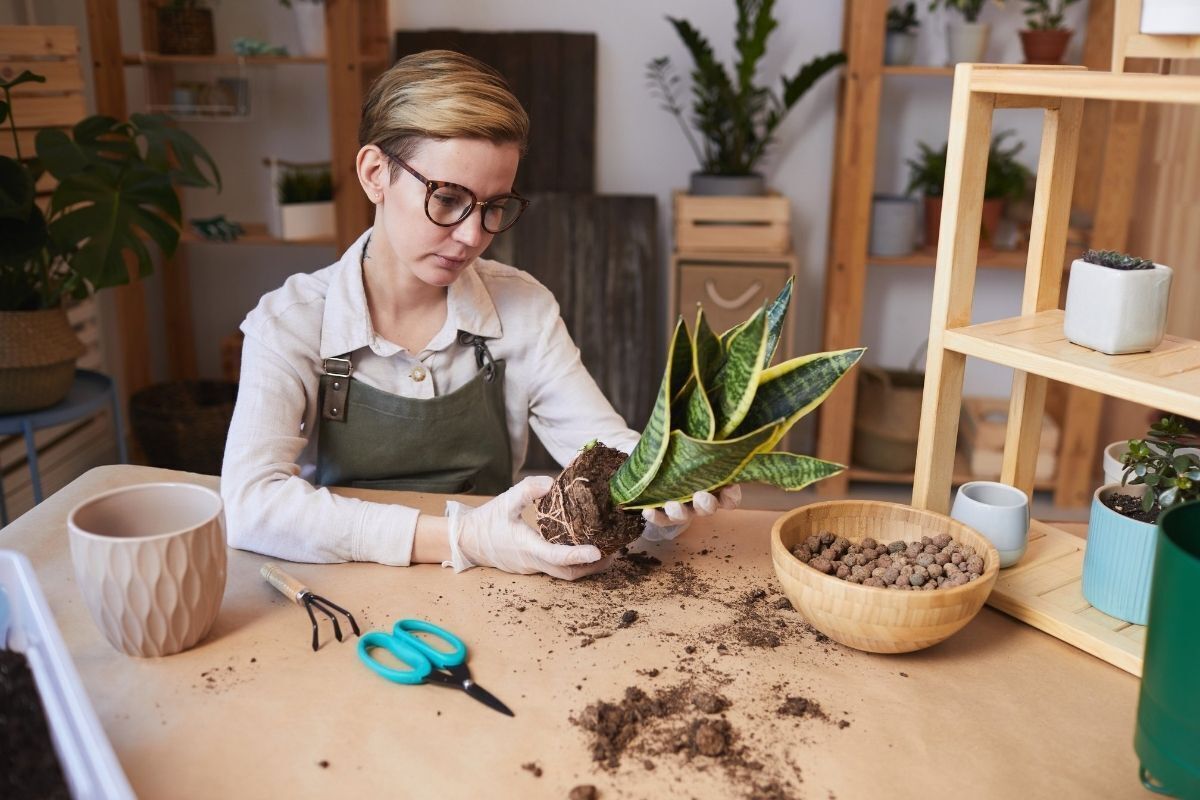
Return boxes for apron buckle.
[322,357,352,422]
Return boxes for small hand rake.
[261,563,361,651]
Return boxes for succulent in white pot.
[1063,249,1172,355]
[885,2,921,66]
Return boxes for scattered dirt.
[521,761,543,778]
[0,650,71,799]
[318,760,330,769]
[568,786,598,800]
[536,443,646,555]
[1102,492,1161,524]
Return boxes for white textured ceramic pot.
[279,201,335,241]
[292,1,326,57]
[1081,483,1157,625]
[884,32,917,65]
[945,21,989,64]
[68,483,227,658]
[1063,258,1172,354]
[1103,439,1200,487]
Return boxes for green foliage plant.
[0,70,220,312]
[1120,417,1200,513]
[1021,0,1081,30]
[645,0,845,177]
[1082,249,1155,271]
[610,278,865,508]
[277,166,333,204]
[888,2,921,33]
[927,0,1003,23]
[905,129,1031,202]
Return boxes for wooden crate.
[673,191,791,253]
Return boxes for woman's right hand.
[444,476,612,580]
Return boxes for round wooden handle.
[260,563,307,604]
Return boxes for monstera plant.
[537,279,865,554]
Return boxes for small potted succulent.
[1063,249,1172,355]
[905,129,1030,249]
[885,2,921,66]
[1083,416,1200,624]
[928,0,1003,64]
[1019,0,1081,64]
[645,0,845,196]
[270,162,334,241]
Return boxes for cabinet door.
[677,265,789,337]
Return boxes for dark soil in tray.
[536,443,646,556]
[1102,492,1161,524]
[0,649,71,800]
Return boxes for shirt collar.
[319,229,503,359]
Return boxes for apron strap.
[457,332,497,383]
[321,356,352,422]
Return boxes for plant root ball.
[536,443,647,556]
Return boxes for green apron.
[314,332,513,495]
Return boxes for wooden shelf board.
[882,65,954,76]
[870,246,1028,269]
[847,447,1055,491]
[968,65,1200,106]
[123,53,326,66]
[181,222,335,247]
[986,519,1144,676]
[671,249,797,264]
[943,310,1200,419]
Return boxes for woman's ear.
[356,145,388,204]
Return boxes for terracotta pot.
[923,196,1003,249]
[0,307,85,414]
[1020,29,1072,65]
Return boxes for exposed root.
[536,477,591,546]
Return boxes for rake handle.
[261,563,308,605]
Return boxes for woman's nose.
[452,208,488,247]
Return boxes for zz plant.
[611,279,864,508]
[1120,416,1200,513]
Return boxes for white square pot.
[1141,0,1200,34]
[1062,258,1172,355]
[278,201,335,241]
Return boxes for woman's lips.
[434,254,467,269]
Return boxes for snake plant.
[610,278,864,509]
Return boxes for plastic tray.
[0,550,134,800]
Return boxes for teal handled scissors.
[357,619,514,717]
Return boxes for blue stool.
[0,370,127,526]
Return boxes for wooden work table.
[3,466,1144,799]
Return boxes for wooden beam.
[326,0,374,251]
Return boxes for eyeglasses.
[384,151,529,234]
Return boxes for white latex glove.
[444,475,612,580]
[640,484,743,542]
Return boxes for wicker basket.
[156,7,215,56]
[0,308,85,414]
[130,380,237,475]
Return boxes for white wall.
[6,0,1091,406]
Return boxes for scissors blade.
[462,679,515,717]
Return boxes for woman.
[221,50,739,580]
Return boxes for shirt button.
[410,366,427,382]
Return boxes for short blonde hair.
[359,50,529,179]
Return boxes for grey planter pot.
[869,194,917,257]
[688,172,766,196]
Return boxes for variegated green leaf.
[714,304,769,439]
[733,347,865,449]
[621,424,780,509]
[762,276,794,367]
[610,318,689,505]
[731,452,844,491]
[683,308,721,439]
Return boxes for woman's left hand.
[640,484,742,542]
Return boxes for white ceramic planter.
[950,481,1030,568]
[1103,439,1200,487]
[1141,0,1200,34]
[869,195,917,257]
[946,21,989,64]
[1063,258,1172,354]
[1082,483,1158,625]
[884,32,917,65]
[279,201,335,241]
[293,2,326,57]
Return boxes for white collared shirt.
[220,229,640,565]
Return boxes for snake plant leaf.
[762,276,794,367]
[620,423,781,509]
[714,303,769,439]
[730,452,843,491]
[683,308,722,439]
[733,347,865,448]
[611,318,690,506]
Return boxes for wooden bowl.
[771,500,1000,654]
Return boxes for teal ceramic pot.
[1135,499,1200,797]
[1081,484,1157,624]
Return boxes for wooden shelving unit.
[84,0,389,396]
[912,64,1200,676]
[815,0,1106,505]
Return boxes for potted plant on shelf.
[270,161,334,241]
[535,279,865,555]
[645,0,845,196]
[928,0,1002,64]
[278,0,325,58]
[1082,416,1200,625]
[0,70,220,413]
[1019,0,1080,64]
[1063,249,1172,355]
[905,129,1030,249]
[886,2,921,66]
[156,0,216,56]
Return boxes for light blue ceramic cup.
[950,481,1030,568]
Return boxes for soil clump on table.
[0,650,71,800]
[536,443,645,556]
